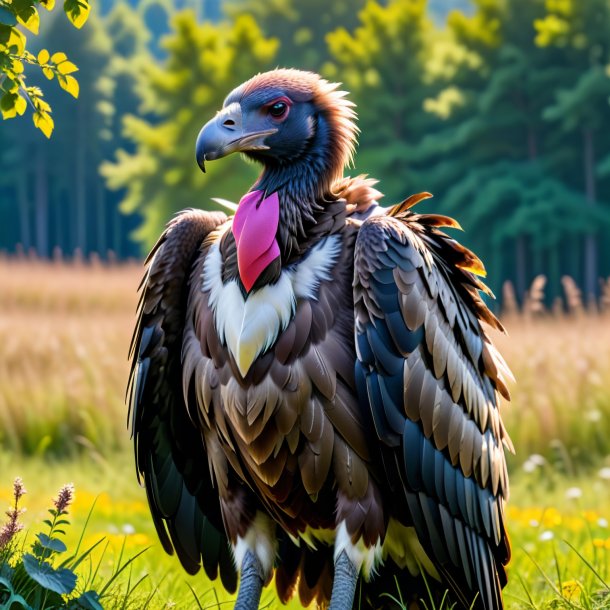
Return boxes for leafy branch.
[0,0,90,137]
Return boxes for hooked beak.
[195,102,277,172]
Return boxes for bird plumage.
[129,69,512,609]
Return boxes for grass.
[1,458,609,609]
[1,257,610,608]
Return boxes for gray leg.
[234,550,264,610]
[329,550,359,610]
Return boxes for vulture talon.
[329,550,359,610]
[130,68,513,610]
[234,551,264,610]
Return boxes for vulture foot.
[329,550,359,610]
[234,550,264,610]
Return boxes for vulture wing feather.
[128,209,237,589]
[353,200,512,610]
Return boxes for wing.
[127,209,237,592]
[353,193,513,610]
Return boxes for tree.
[413,0,610,301]
[102,11,278,250]
[535,0,610,301]
[0,2,148,258]
[0,0,90,136]
[225,0,366,71]
[326,0,435,201]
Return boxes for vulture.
[128,69,514,610]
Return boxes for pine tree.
[535,0,610,301]
[326,0,435,201]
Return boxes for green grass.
[2,453,610,609]
[2,260,610,608]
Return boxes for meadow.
[1,256,610,609]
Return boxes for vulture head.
[195,69,357,197]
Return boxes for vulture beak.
[195,102,278,172]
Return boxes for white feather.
[334,520,382,580]
[289,234,342,300]
[203,233,343,376]
[211,197,239,212]
[232,512,277,577]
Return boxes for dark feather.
[354,202,512,609]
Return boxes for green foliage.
[0,0,90,137]
[225,0,366,70]
[2,0,610,301]
[102,11,279,249]
[0,477,153,609]
[326,0,434,200]
[0,480,104,609]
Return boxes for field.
[1,257,610,609]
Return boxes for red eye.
[268,100,289,119]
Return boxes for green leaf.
[0,7,17,26]
[63,0,89,28]
[0,575,14,595]
[72,591,104,610]
[51,51,67,63]
[1,91,17,119]
[57,60,78,75]
[58,73,79,98]
[37,48,49,64]
[33,110,53,137]
[14,92,26,115]
[22,554,77,594]
[37,533,68,554]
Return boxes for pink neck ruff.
[231,190,281,292]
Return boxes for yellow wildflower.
[561,580,582,601]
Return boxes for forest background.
[2,0,610,305]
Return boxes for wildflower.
[565,487,582,500]
[585,409,602,422]
[122,524,135,535]
[598,467,610,481]
[523,454,546,473]
[561,580,582,601]
[53,482,75,514]
[539,530,554,541]
[583,510,600,523]
[13,477,27,503]
[598,518,608,528]
[0,477,27,550]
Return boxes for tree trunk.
[515,126,538,304]
[515,236,527,303]
[76,103,87,255]
[17,166,31,251]
[35,147,48,258]
[97,182,106,257]
[583,128,597,300]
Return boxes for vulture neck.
[254,112,347,261]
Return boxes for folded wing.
[353,194,513,610]
[127,209,237,592]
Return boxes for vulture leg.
[329,551,359,610]
[234,550,264,610]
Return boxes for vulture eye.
[268,100,288,119]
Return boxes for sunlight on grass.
[2,259,610,608]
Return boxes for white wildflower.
[539,530,554,541]
[565,487,582,500]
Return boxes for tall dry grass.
[1,258,609,473]
[0,257,141,456]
